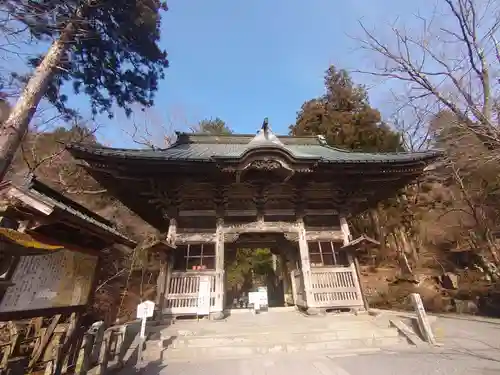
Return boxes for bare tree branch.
[355,0,500,151]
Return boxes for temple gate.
[68,119,440,318]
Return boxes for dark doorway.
[224,233,287,309]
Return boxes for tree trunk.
[0,24,75,181]
[476,252,500,282]
[369,209,385,241]
[391,229,413,276]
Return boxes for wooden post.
[5,357,28,375]
[296,217,314,309]
[279,252,290,306]
[339,216,352,244]
[410,293,437,345]
[76,333,94,375]
[352,255,369,311]
[340,216,367,311]
[98,330,114,375]
[166,218,177,246]
[28,314,61,369]
[155,251,168,321]
[212,217,225,319]
[164,257,173,316]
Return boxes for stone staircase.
[145,309,412,362]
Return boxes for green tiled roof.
[68,132,441,164]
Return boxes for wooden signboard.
[0,249,98,313]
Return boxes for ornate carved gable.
[214,120,319,183]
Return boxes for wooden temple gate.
[67,118,440,319]
[158,217,367,317]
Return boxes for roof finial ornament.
[262,117,269,135]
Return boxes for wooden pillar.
[211,218,225,320]
[297,217,314,310]
[339,216,352,244]
[279,251,291,306]
[340,216,369,311]
[155,251,168,320]
[166,218,177,246]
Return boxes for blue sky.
[62,0,427,147]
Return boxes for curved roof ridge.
[318,142,443,156]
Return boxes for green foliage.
[289,66,403,152]
[226,248,273,290]
[6,0,169,118]
[196,117,233,135]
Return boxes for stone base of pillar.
[305,307,323,316]
[209,311,225,321]
[353,306,367,315]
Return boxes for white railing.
[163,270,223,316]
[291,267,363,309]
[309,267,363,308]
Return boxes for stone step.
[162,317,388,337]
[170,327,400,349]
[142,312,411,363]
[145,334,406,362]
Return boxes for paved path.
[124,347,500,375]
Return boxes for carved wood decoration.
[305,230,344,242]
[224,233,240,243]
[217,147,318,179]
[139,176,390,231]
[80,159,433,230]
[222,220,299,234]
[284,232,299,242]
[175,233,217,244]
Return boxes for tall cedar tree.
[0,0,169,180]
[290,66,403,152]
[196,117,233,135]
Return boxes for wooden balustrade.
[164,270,222,316]
[309,267,363,308]
[291,267,363,309]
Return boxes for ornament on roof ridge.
[262,117,269,134]
[249,117,283,146]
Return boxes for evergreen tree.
[195,117,233,135]
[290,66,403,152]
[0,0,169,180]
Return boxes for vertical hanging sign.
[197,275,211,315]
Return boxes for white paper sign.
[257,287,268,306]
[248,292,258,305]
[136,300,155,319]
[197,276,212,315]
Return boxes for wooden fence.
[0,319,142,375]
[163,271,221,316]
[291,267,363,309]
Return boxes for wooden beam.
[175,232,216,243]
[28,314,61,369]
[0,305,86,324]
[225,209,257,217]
[223,220,299,234]
[304,209,338,216]
[7,187,54,216]
[305,230,344,242]
[179,210,215,217]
